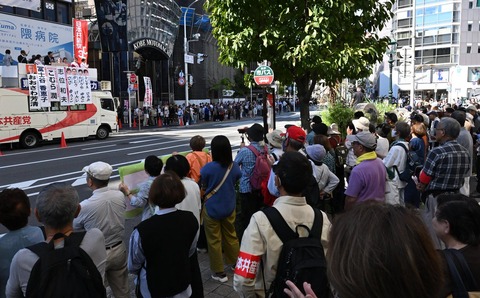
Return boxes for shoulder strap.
[203,163,233,202]
[65,231,87,247]
[27,232,87,257]
[443,249,478,295]
[262,207,323,243]
[394,142,409,154]
[247,144,260,157]
[262,207,296,243]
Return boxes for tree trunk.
[295,74,316,130]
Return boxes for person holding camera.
[234,123,268,241]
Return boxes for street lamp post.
[388,36,397,103]
[184,0,199,106]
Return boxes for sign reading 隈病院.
[0,14,73,64]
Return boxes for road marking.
[7,180,38,189]
[0,140,186,170]
[82,144,118,150]
[128,139,160,144]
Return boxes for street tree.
[205,0,394,128]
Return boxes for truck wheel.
[20,131,40,148]
[96,126,109,139]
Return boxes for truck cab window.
[100,98,115,111]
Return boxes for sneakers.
[211,272,228,283]
[197,248,207,253]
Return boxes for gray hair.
[440,117,461,139]
[36,183,79,229]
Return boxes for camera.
[238,127,248,134]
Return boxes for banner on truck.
[73,19,89,63]
[27,65,92,106]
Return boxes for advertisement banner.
[144,77,152,107]
[94,0,128,52]
[1,0,41,11]
[0,14,73,64]
[73,19,88,63]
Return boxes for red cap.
[281,126,306,143]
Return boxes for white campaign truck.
[0,87,118,148]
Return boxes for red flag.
[73,19,88,64]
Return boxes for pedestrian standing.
[200,136,242,282]
[73,162,129,297]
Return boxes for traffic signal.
[197,53,207,64]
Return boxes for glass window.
[15,7,29,16]
[31,8,43,19]
[57,3,70,24]
[437,34,452,44]
[477,0,480,7]
[437,48,451,55]
[398,0,411,7]
[469,1,474,8]
[70,104,87,111]
[45,1,56,21]
[478,46,480,54]
[50,102,68,111]
[436,55,450,63]
[423,36,435,45]
[468,24,472,31]
[467,46,472,54]
[0,5,14,13]
[398,19,412,27]
[100,98,115,111]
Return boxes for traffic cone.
[133,118,137,128]
[118,120,122,129]
[179,118,184,126]
[60,132,67,148]
[158,118,162,127]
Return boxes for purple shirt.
[345,158,386,203]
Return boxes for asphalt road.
[0,112,302,239]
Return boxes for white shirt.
[383,140,409,188]
[376,136,390,159]
[175,178,201,225]
[73,187,126,246]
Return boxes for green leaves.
[206,0,393,126]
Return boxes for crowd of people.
[123,98,298,128]
[1,100,480,298]
[3,49,87,68]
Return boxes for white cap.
[82,161,113,180]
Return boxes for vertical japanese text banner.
[144,77,152,107]
[73,19,89,63]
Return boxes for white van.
[0,88,118,148]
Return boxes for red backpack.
[247,145,271,190]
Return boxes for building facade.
[391,0,480,103]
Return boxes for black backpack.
[26,231,106,298]
[262,207,329,298]
[333,141,349,168]
[393,143,422,182]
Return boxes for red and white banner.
[144,77,152,107]
[73,19,88,63]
